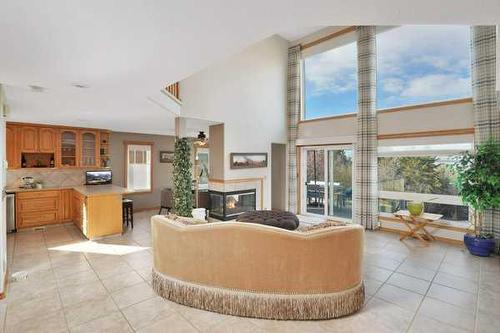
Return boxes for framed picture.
[159,151,174,163]
[230,153,268,169]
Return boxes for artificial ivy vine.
[173,137,193,217]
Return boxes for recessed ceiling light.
[29,85,45,92]
[71,83,90,89]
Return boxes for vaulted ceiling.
[1,0,498,134]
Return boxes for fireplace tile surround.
[208,178,263,221]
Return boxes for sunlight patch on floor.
[48,240,150,255]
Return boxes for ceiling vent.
[71,83,90,89]
[29,85,45,93]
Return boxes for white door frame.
[300,145,355,222]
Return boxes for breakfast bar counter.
[8,185,129,240]
[72,185,128,239]
[73,185,130,197]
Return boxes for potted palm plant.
[453,139,499,256]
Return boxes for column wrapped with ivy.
[173,137,193,217]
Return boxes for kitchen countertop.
[73,185,129,197]
[5,185,74,193]
[5,185,129,197]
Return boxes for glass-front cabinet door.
[80,131,99,167]
[60,130,78,167]
[301,146,354,221]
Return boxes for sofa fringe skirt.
[152,269,364,320]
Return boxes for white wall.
[0,85,6,295]
[180,35,289,209]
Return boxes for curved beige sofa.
[151,215,364,320]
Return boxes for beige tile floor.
[1,210,499,332]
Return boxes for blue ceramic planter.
[464,234,495,257]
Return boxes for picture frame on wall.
[159,151,174,163]
[230,153,268,169]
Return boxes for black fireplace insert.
[209,189,256,220]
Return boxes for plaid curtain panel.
[287,46,301,213]
[354,26,379,230]
[471,26,500,253]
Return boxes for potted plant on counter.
[453,139,499,256]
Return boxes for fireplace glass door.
[209,189,256,220]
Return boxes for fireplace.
[209,189,256,220]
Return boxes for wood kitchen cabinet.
[16,190,60,229]
[59,130,79,167]
[72,186,124,239]
[6,124,19,169]
[72,190,86,232]
[20,126,38,152]
[59,189,73,222]
[14,187,125,238]
[80,130,99,167]
[39,127,57,153]
[6,122,109,169]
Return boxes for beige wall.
[271,143,287,210]
[208,124,224,180]
[110,131,175,210]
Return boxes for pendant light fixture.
[194,131,207,146]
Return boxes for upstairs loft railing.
[165,82,180,100]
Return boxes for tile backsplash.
[6,169,92,188]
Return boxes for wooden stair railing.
[165,82,180,100]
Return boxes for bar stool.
[122,199,134,228]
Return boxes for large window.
[377,25,471,109]
[126,143,152,192]
[303,41,357,120]
[378,145,471,224]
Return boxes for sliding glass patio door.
[327,149,353,220]
[304,149,325,215]
[302,146,353,221]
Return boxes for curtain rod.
[300,26,356,50]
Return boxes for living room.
[0,1,499,332]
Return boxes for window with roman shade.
[126,143,152,192]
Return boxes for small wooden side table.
[394,210,443,243]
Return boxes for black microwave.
[85,170,112,185]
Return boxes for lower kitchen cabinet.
[16,188,74,229]
[16,190,60,229]
[59,189,73,222]
[72,190,86,232]
[14,186,125,239]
